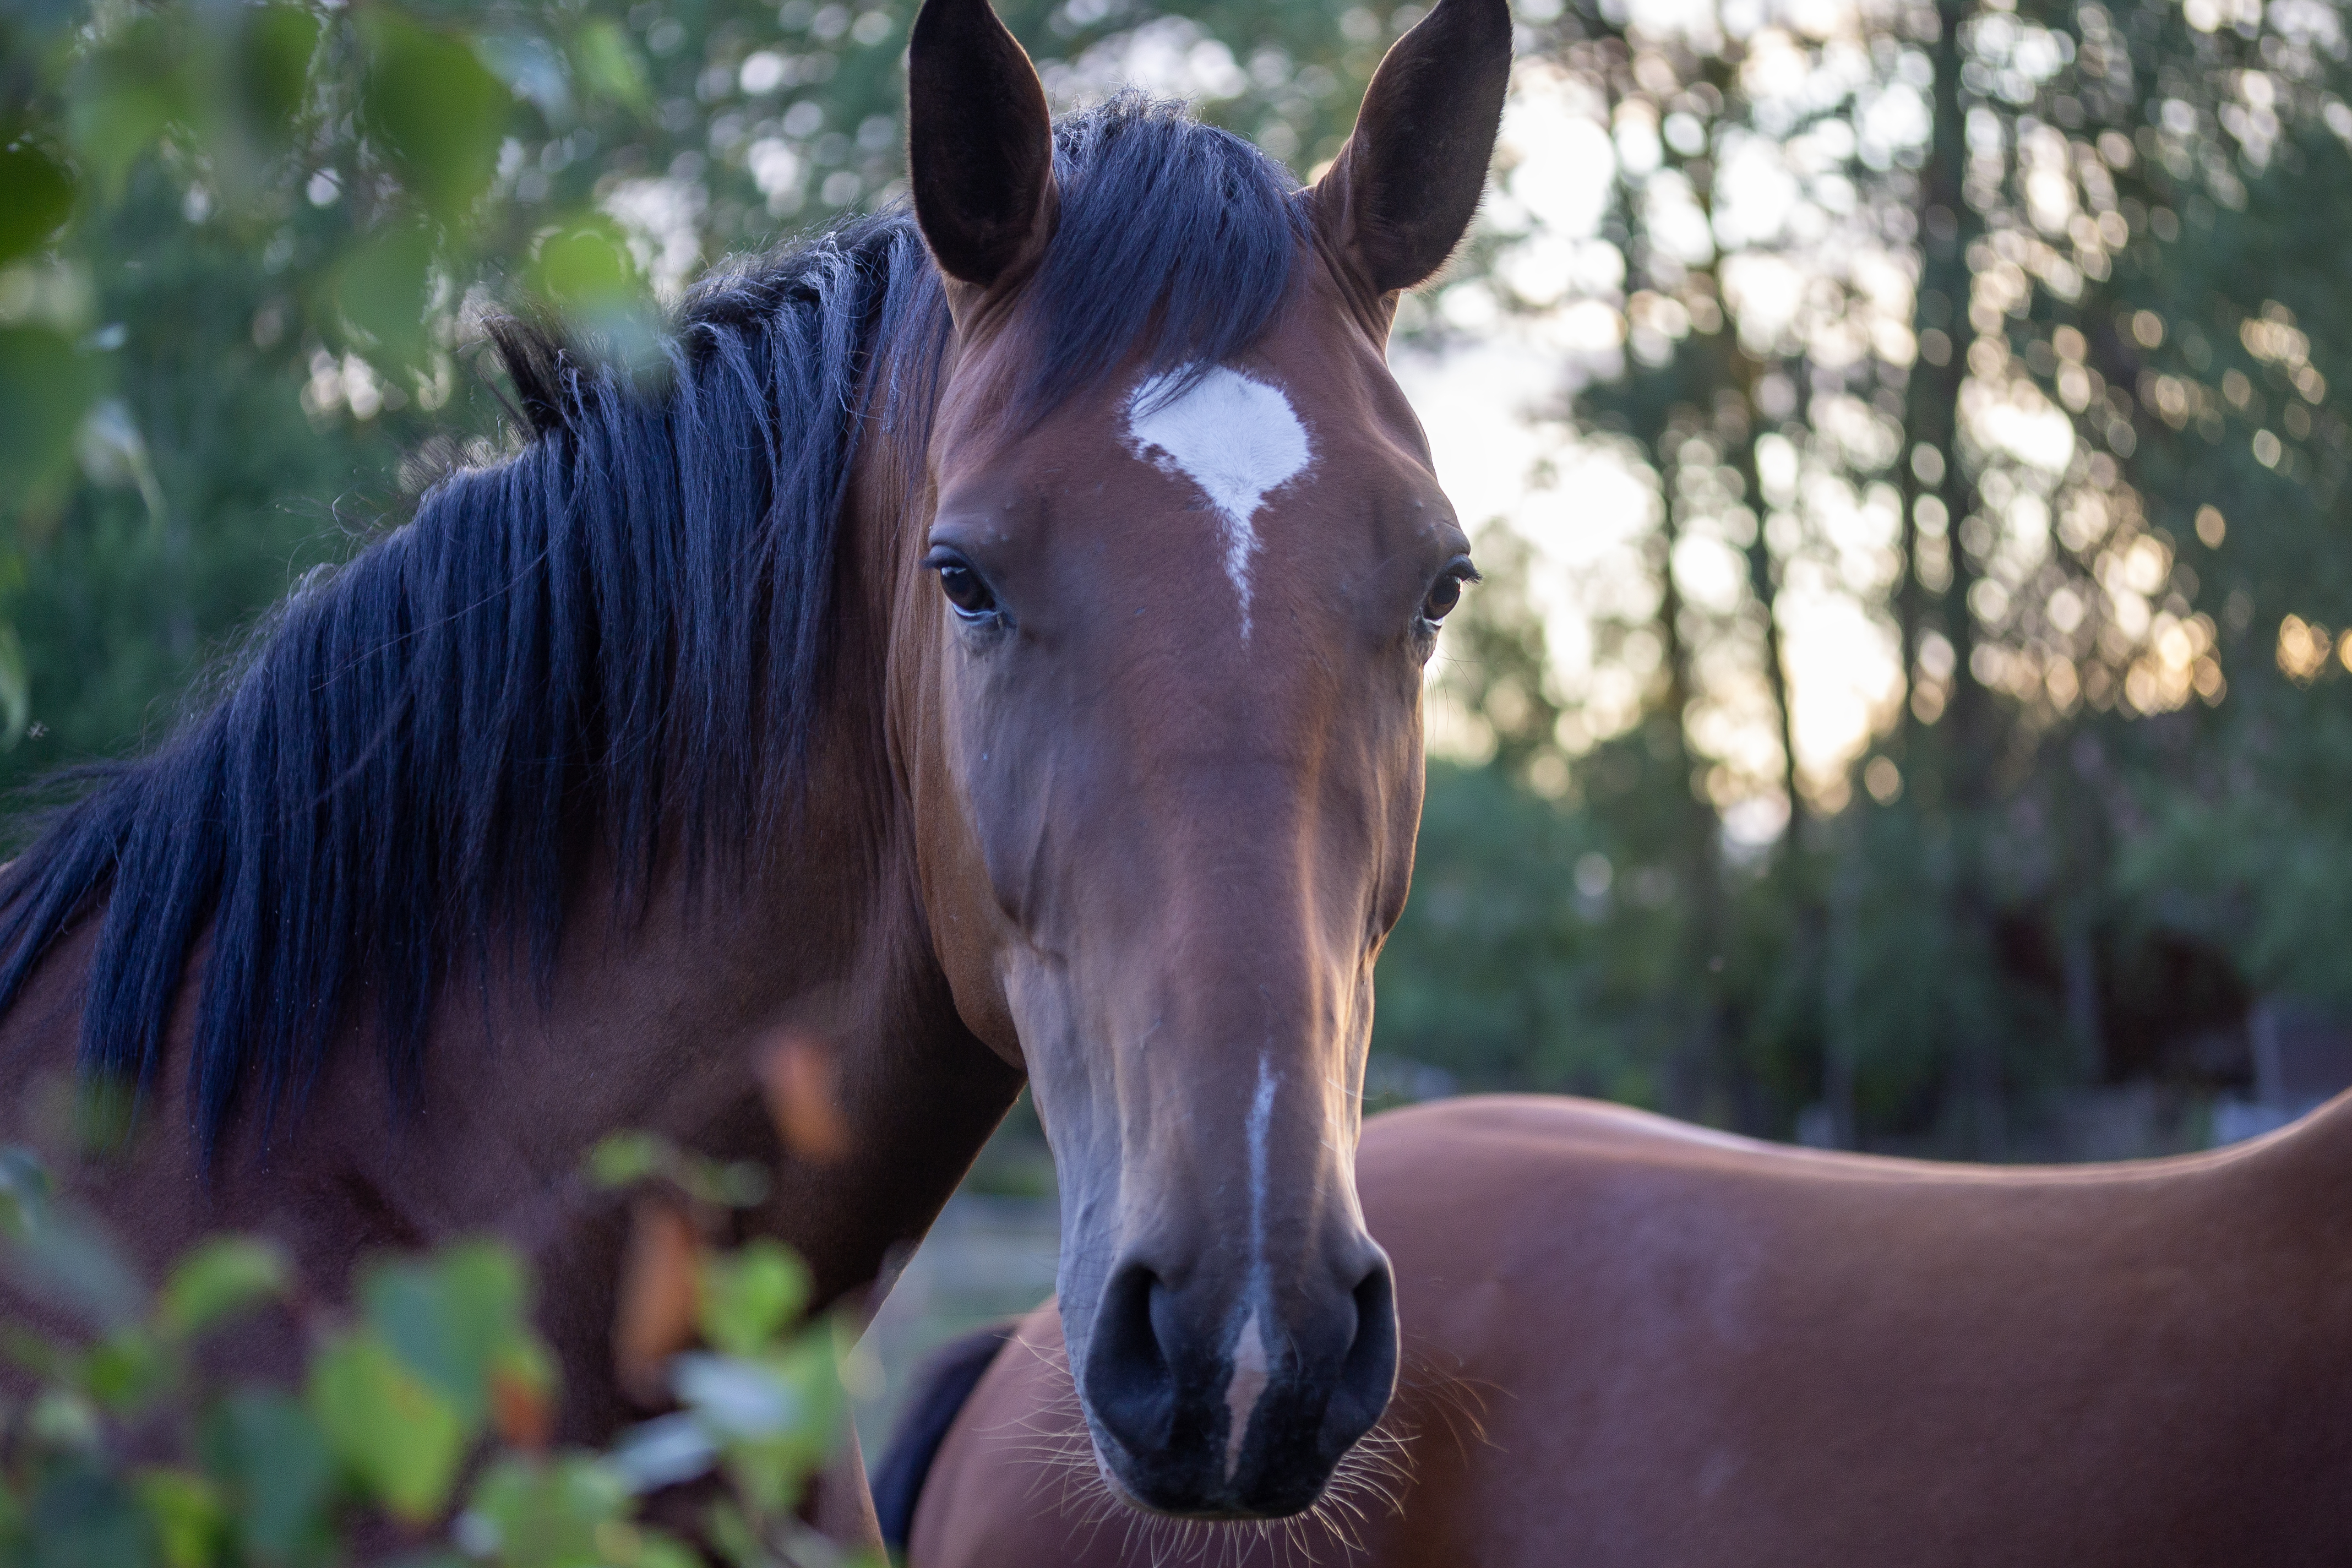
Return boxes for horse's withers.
[892,0,1510,1521]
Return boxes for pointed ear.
[907,0,1055,288]
[1315,0,1512,296]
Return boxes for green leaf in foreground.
[695,1240,808,1359]
[461,1453,628,1568]
[0,625,26,750]
[0,326,101,498]
[21,1459,151,1568]
[64,19,183,198]
[156,1236,288,1342]
[135,1467,227,1568]
[530,217,638,311]
[235,4,322,135]
[0,144,75,267]
[3,1193,146,1332]
[308,1331,465,1525]
[586,1132,664,1189]
[200,1391,335,1565]
[334,222,436,371]
[569,19,650,113]
[0,1144,53,1237]
[362,1240,548,1432]
[359,14,509,219]
[81,1329,167,1414]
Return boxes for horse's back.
[1361,1093,2352,1567]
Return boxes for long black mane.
[0,93,1305,1158]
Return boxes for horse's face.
[897,0,1508,1521]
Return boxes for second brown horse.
[891,1093,2352,1566]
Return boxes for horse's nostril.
[1322,1253,1400,1457]
[1083,1261,1177,1455]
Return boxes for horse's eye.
[1421,559,1476,624]
[931,556,998,619]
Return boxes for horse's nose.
[1080,1248,1399,1517]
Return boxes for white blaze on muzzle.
[1224,1308,1271,1479]
[1124,365,1313,639]
[1222,1053,1280,1478]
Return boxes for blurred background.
[4,0,2350,1446]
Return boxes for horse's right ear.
[1314,0,1512,298]
[907,0,1054,291]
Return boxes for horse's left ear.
[907,0,1055,291]
[1314,0,1512,297]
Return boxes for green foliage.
[0,325,101,498]
[333,220,438,370]
[699,1243,813,1360]
[589,1131,771,1210]
[0,1137,875,1567]
[0,145,74,267]
[360,1243,551,1433]
[309,1330,469,1524]
[156,1239,288,1344]
[356,15,511,220]
[199,1392,335,1565]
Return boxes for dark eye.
[1420,559,1476,624]
[929,552,999,620]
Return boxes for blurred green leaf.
[630,1532,705,1568]
[308,1331,465,1526]
[586,1131,664,1189]
[461,1453,631,1568]
[23,1460,152,1568]
[476,33,574,121]
[134,1468,226,1568]
[156,1236,288,1343]
[359,14,510,220]
[529,216,660,368]
[694,1241,807,1359]
[1,0,81,39]
[0,143,75,267]
[0,325,101,498]
[236,5,322,135]
[569,20,650,114]
[0,624,30,750]
[81,1329,168,1414]
[26,1389,102,1452]
[3,1195,147,1332]
[530,216,637,309]
[65,20,184,198]
[333,222,435,369]
[200,1391,334,1565]
[0,1144,52,1238]
[361,1240,547,1433]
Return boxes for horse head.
[892,0,1509,1520]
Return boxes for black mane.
[0,94,1305,1157]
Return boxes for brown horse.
[0,0,1511,1541]
[892,1093,2352,1566]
